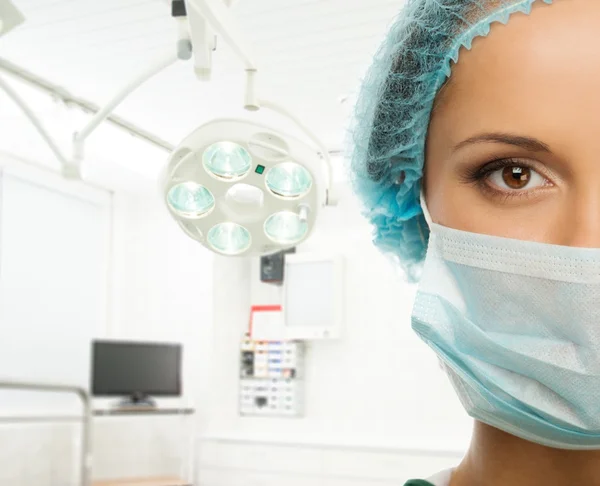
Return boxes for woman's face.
[425,0,600,247]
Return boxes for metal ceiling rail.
[0,56,175,154]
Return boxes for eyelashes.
[459,157,553,199]
[460,158,531,183]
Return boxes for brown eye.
[488,164,545,192]
[502,166,531,189]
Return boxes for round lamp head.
[207,222,252,255]
[264,211,308,245]
[167,182,215,218]
[162,119,326,257]
[202,141,252,180]
[266,162,312,199]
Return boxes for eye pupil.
[502,166,531,189]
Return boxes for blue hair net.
[349,0,555,281]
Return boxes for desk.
[92,408,195,486]
[93,408,194,417]
[92,478,190,486]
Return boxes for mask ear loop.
[419,189,433,227]
[417,188,433,247]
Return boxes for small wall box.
[283,253,344,340]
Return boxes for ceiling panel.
[1,0,402,152]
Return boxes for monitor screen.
[91,340,182,397]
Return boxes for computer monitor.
[91,340,182,406]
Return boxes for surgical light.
[161,2,336,258]
[0,0,339,251]
[167,182,215,218]
[162,118,328,257]
[1,0,338,261]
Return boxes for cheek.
[424,164,477,231]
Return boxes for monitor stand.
[115,392,157,409]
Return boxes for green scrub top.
[404,481,435,486]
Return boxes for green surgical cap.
[348,0,555,281]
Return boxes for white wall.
[200,184,472,485]
[0,143,213,483]
[0,152,112,485]
[0,157,112,408]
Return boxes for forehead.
[431,0,600,153]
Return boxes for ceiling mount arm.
[186,0,257,70]
[1,53,179,180]
[243,70,337,206]
[71,51,179,178]
[186,2,337,205]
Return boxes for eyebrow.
[453,133,552,153]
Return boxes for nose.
[557,191,600,248]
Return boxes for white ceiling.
[1,0,400,157]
